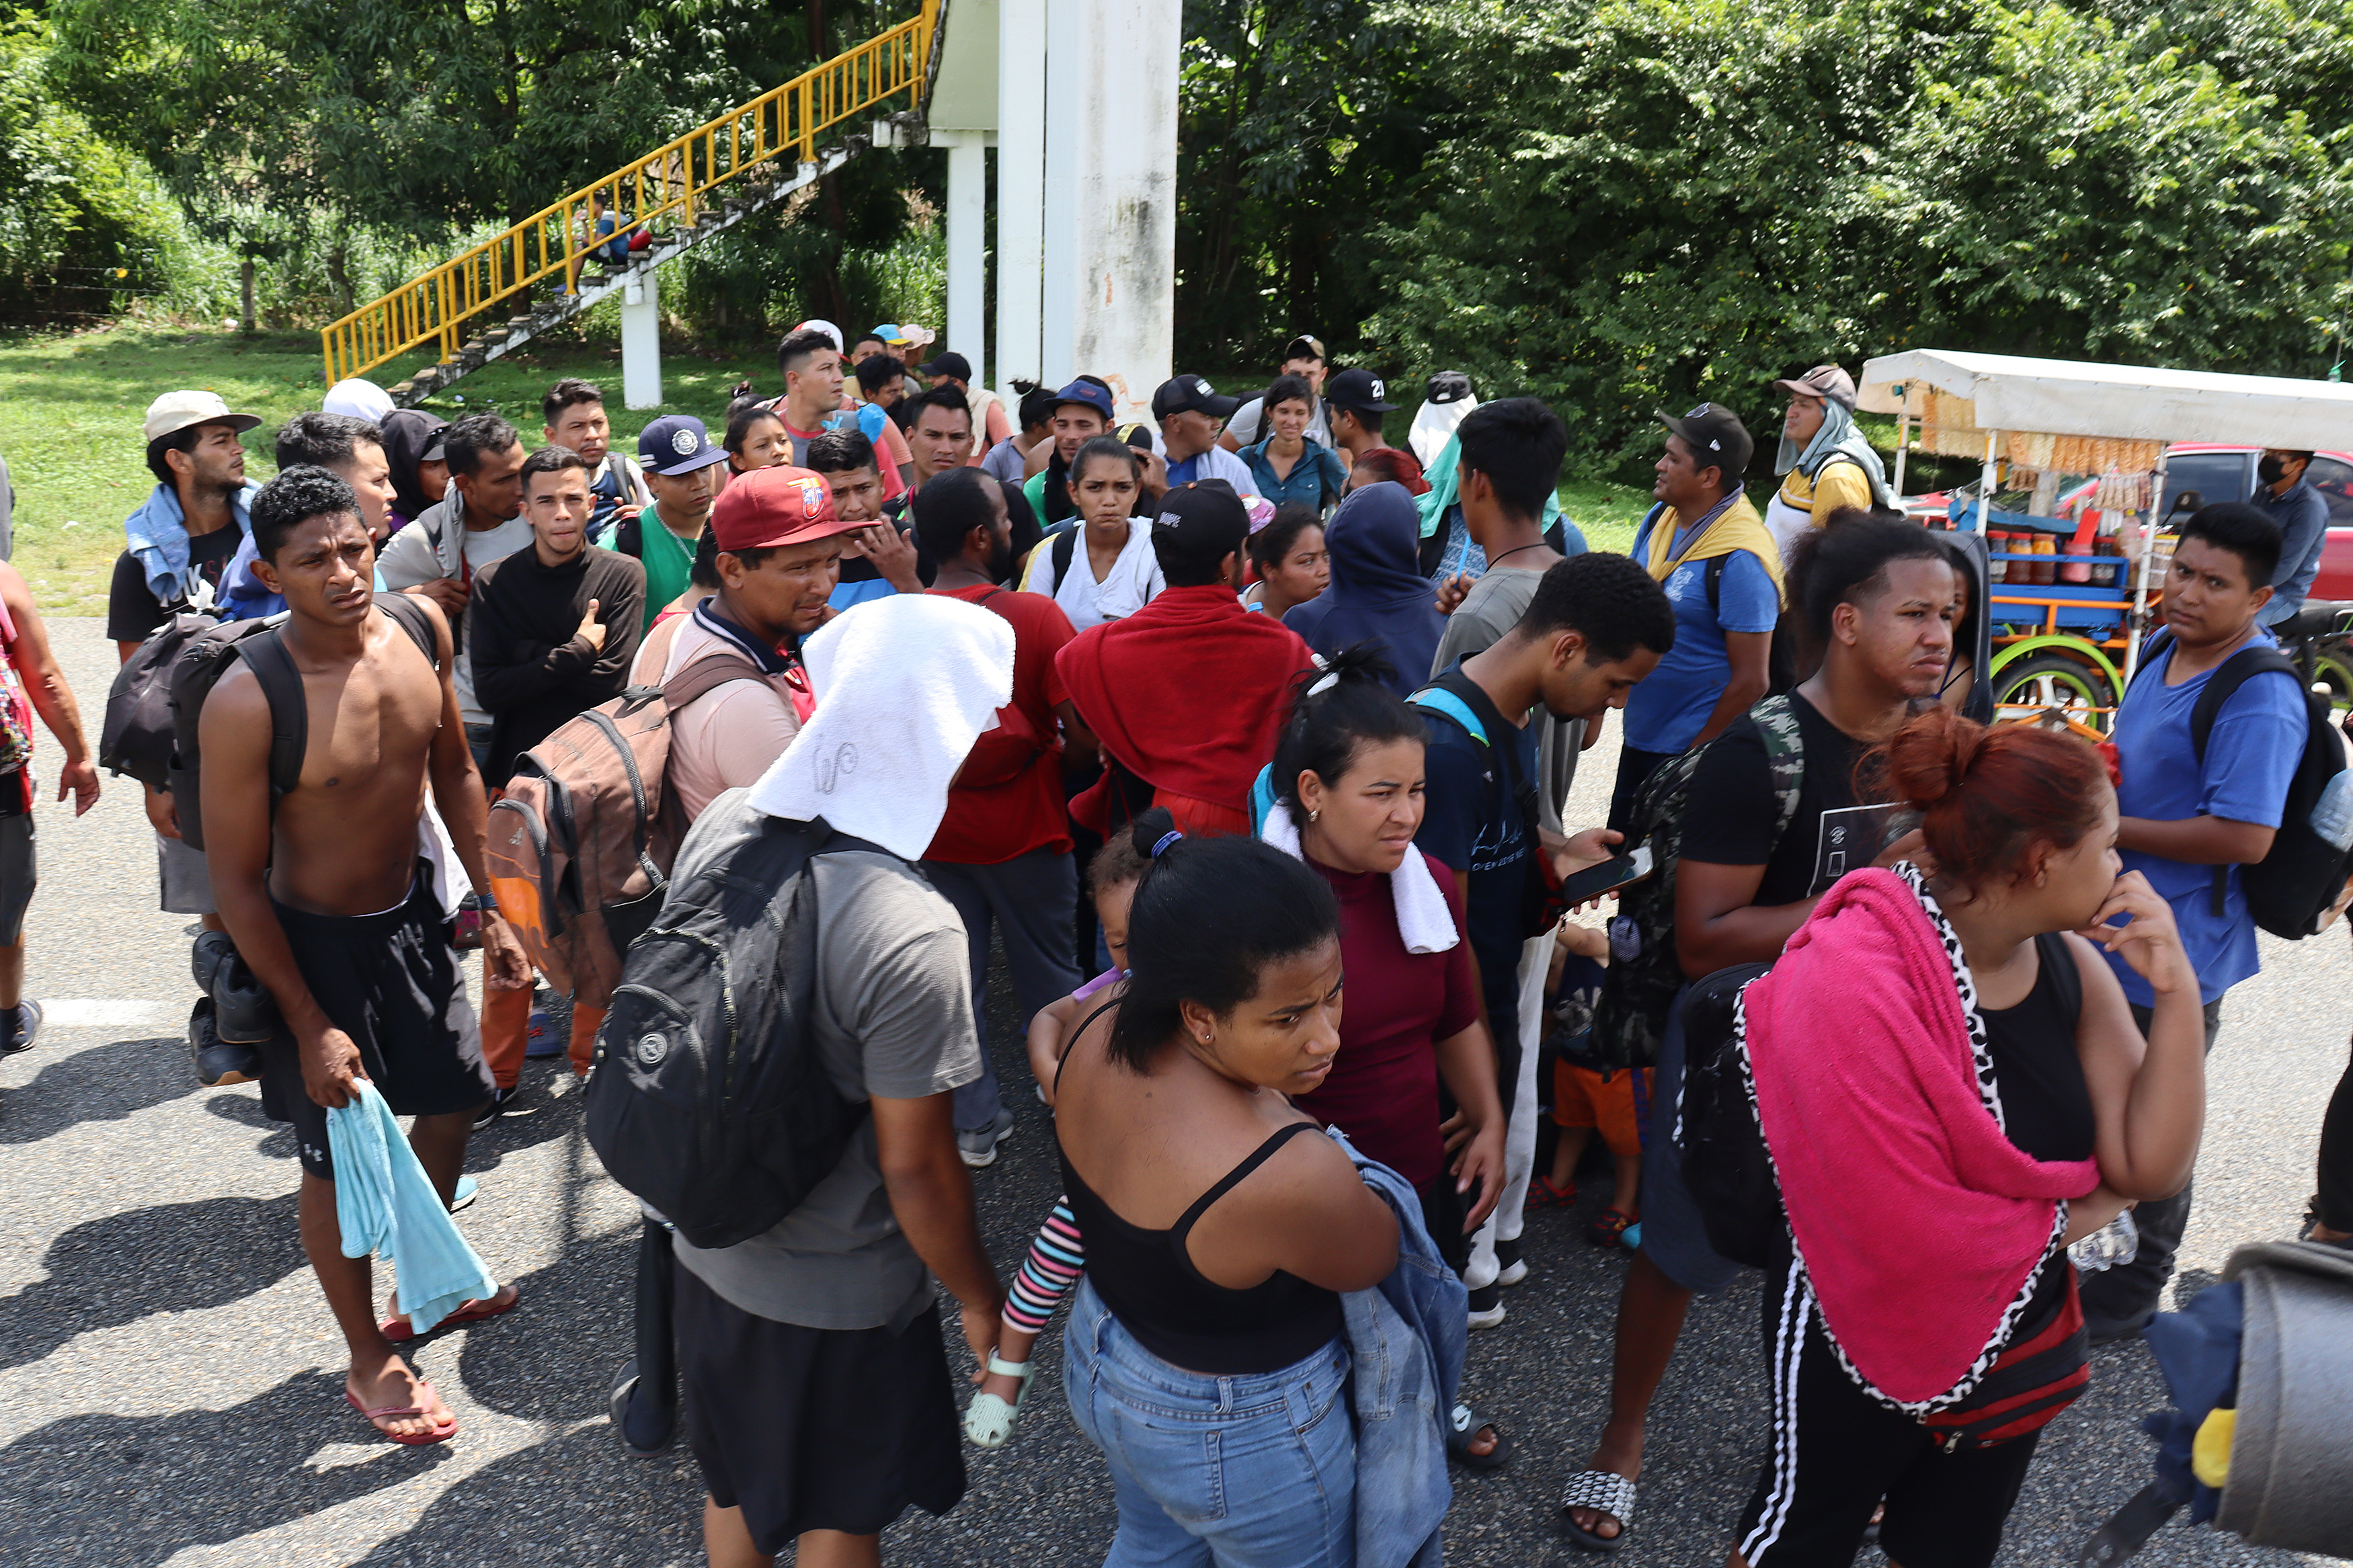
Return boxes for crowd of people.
[0,320,2331,1567]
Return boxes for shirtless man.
[200,466,531,1444]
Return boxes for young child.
[1527,916,1652,1249]
[969,837,1146,1448]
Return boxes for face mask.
[2258,456,2287,485]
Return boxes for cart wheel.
[1993,653,2116,729]
[2309,639,2353,718]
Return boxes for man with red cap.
[655,464,861,825]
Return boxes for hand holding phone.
[1557,845,1654,907]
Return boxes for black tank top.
[1980,932,2096,1165]
[1981,931,2096,1320]
[1059,1121,1345,1376]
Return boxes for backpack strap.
[1749,695,1808,850]
[1408,684,1489,749]
[1706,554,1726,617]
[1051,524,1078,589]
[233,630,309,801]
[661,647,772,710]
[2184,641,2305,916]
[375,591,440,665]
[614,511,644,561]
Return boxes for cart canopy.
[1858,350,2353,452]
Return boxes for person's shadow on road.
[0,1194,304,1373]
[0,1371,450,1566]
[0,1036,191,1146]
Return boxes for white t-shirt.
[1018,518,1164,630]
[375,512,534,727]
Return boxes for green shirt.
[635,504,701,628]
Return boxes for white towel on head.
[1259,802,1459,955]
[323,378,396,423]
[747,595,1016,859]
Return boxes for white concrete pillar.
[1040,0,1179,423]
[996,0,1047,391]
[620,273,662,410]
[943,136,988,374]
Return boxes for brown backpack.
[485,649,768,1007]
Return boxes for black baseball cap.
[1151,479,1251,555]
[1152,374,1240,421]
[916,349,972,382]
[1656,403,1754,481]
[1324,368,1397,414]
[1425,371,1474,406]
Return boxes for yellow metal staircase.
[321,1,942,405]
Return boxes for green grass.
[3,320,1656,612]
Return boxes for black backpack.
[584,798,876,1249]
[101,595,436,851]
[1587,696,1806,1074]
[1674,963,1781,1268]
[2130,630,2351,939]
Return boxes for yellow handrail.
[321,1,939,388]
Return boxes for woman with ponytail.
[1053,807,1400,1565]
[1726,707,2206,1568]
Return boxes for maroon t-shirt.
[1293,850,1480,1190]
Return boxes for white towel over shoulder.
[1260,804,1458,955]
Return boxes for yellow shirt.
[1765,458,1876,556]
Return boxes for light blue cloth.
[1330,1126,1462,1568]
[327,1081,498,1335]
[1773,398,1890,503]
[1412,430,1567,540]
[216,528,387,620]
[122,479,262,604]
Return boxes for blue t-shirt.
[855,402,892,446]
[2108,632,2307,1005]
[1413,672,1540,1014]
[828,577,897,614]
[1620,545,1780,754]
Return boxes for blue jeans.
[1066,1279,1356,1567]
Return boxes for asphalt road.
[1,616,2340,1566]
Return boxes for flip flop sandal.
[2079,1481,2186,1565]
[1560,1469,1637,1551]
[380,1282,520,1343]
[1524,1175,1579,1210]
[963,1354,1036,1448]
[608,1356,677,1458]
[1447,1402,1514,1470]
[1586,1208,1639,1249]
[345,1378,458,1446]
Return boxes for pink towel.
[1741,865,2099,1409]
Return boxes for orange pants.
[1552,1061,1650,1159]
[482,984,604,1088]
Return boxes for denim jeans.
[1066,1279,1356,1567]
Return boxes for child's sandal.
[1525,1175,1579,1210]
[963,1354,1035,1448]
[1586,1207,1639,1249]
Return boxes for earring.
[1309,808,1320,823]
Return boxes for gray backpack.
[583,795,875,1249]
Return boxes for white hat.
[144,389,260,444]
[792,319,844,352]
[900,323,937,349]
[322,378,396,423]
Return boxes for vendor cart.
[1858,350,2353,729]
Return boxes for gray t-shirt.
[1430,566,1583,833]
[671,809,983,1330]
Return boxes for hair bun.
[1128,806,1182,862]
[1883,704,1983,809]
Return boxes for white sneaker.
[957,1109,1016,1168]
[1495,1257,1530,1288]
[1466,1284,1507,1330]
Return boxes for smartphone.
[1558,845,1654,905]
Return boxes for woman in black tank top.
[1054,810,1400,1567]
[1728,709,2209,1568]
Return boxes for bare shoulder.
[199,658,272,741]
[1225,1116,1361,1215]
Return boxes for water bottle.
[2068,1210,2139,1274]
[2311,770,2353,852]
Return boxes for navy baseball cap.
[1053,379,1116,422]
[1152,374,1240,422]
[1324,368,1396,414]
[637,414,730,477]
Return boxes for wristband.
[473,891,501,916]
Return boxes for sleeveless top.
[1980,930,2098,1319]
[1058,1120,1345,1375]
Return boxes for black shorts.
[0,811,33,946]
[676,1266,965,1550]
[257,876,491,1178]
[1734,1257,2041,1568]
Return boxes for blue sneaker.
[524,1009,565,1058]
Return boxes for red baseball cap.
[710,464,849,552]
